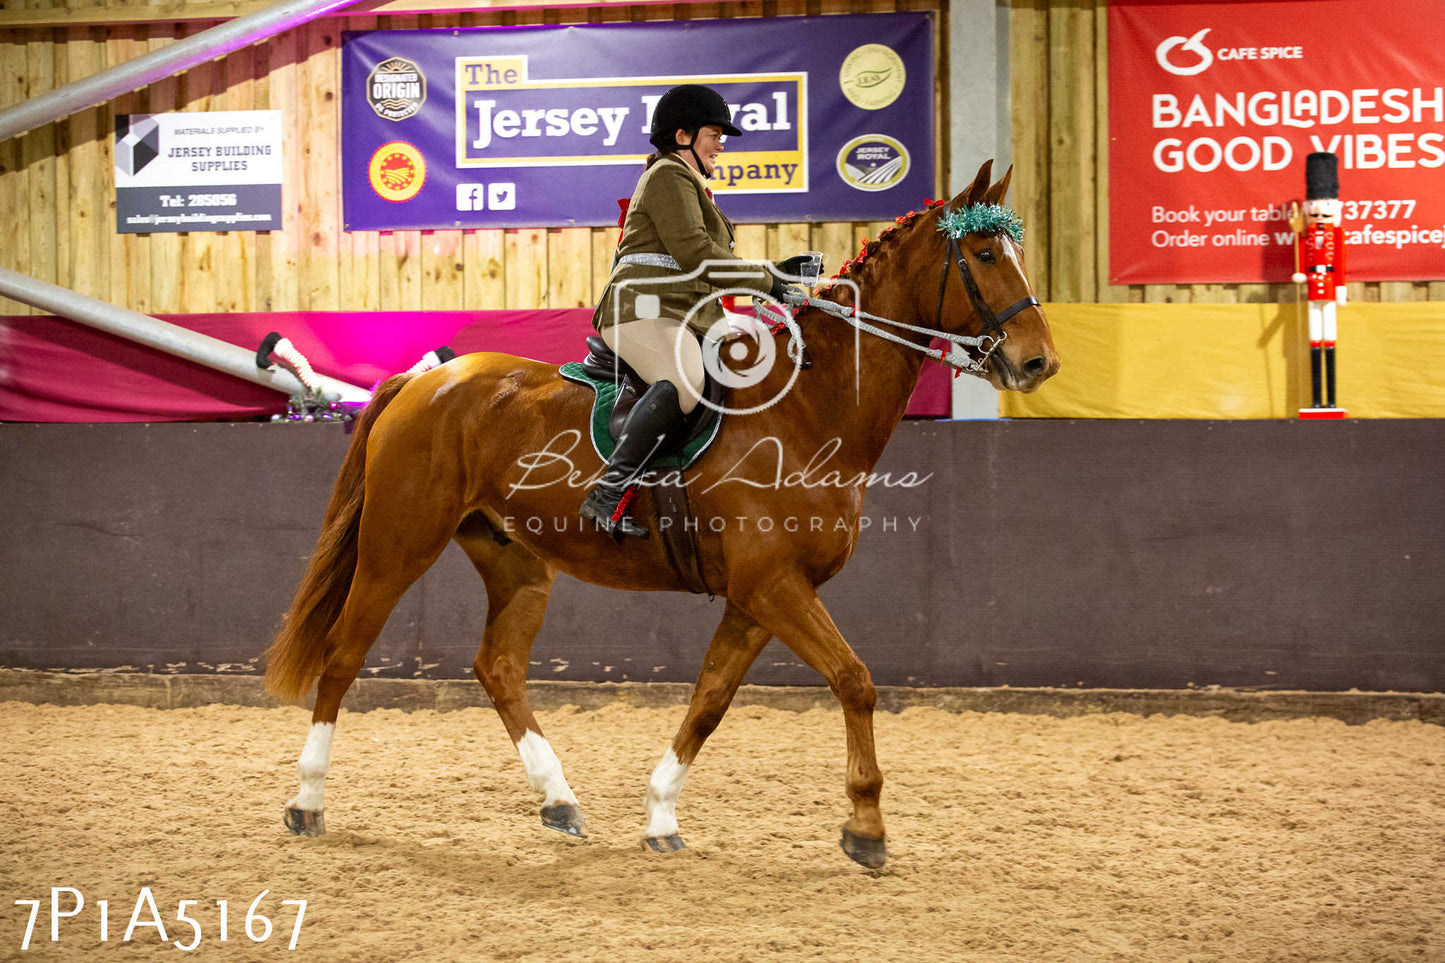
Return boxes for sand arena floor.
[0,699,1441,961]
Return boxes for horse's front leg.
[737,578,887,869]
[643,601,772,852]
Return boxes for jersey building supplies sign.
[114,110,283,234]
[341,14,934,230]
[1109,0,1445,283]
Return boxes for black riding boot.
[579,379,686,539]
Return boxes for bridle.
[934,233,1041,373]
[764,226,1040,377]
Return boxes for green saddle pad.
[559,362,722,471]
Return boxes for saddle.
[578,335,727,452]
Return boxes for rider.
[580,84,807,538]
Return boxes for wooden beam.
[0,0,732,29]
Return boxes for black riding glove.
[775,253,822,280]
[769,275,805,305]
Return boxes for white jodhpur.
[644,748,690,839]
[515,731,580,808]
[287,722,334,812]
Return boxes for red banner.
[1108,0,1445,283]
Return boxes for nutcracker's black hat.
[1305,152,1339,200]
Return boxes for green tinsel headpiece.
[936,203,1025,245]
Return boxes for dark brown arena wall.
[2,420,1440,692]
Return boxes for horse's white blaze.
[515,731,578,807]
[644,747,690,838]
[287,722,334,812]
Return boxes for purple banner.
[341,14,934,229]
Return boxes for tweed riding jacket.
[591,152,772,336]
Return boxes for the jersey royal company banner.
[342,14,934,230]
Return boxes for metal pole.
[0,0,362,143]
[0,267,372,404]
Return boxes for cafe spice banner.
[1109,0,1445,283]
[341,14,934,231]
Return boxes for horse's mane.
[822,198,951,299]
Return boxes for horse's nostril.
[1022,356,1048,377]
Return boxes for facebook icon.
[456,183,485,211]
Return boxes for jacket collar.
[657,151,732,241]
[659,150,714,194]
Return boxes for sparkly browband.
[936,204,1025,245]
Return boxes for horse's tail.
[263,374,412,701]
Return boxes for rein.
[763,229,1040,377]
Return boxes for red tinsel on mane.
[828,198,949,282]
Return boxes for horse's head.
[920,161,1059,392]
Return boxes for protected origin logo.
[367,57,427,122]
[368,141,426,203]
[839,44,906,110]
[836,135,909,192]
[1156,28,1214,76]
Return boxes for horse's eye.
[975,249,995,264]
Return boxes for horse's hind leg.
[285,504,457,836]
[454,523,583,837]
[643,601,772,853]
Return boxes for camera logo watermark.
[610,257,855,417]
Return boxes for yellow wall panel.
[1001,303,1445,420]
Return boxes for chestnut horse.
[264,161,1058,868]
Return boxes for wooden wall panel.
[0,31,27,313]
[11,2,1423,321]
[297,20,340,311]
[144,27,182,313]
[422,230,465,310]
[258,22,299,311]
[465,229,505,308]
[22,23,59,314]
[179,33,219,312]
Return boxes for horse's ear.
[950,159,994,209]
[982,165,1013,206]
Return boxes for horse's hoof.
[541,803,587,838]
[643,834,687,854]
[284,807,325,837]
[840,826,887,868]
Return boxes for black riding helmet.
[648,85,739,173]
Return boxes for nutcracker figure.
[1290,152,1347,419]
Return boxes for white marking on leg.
[644,747,690,839]
[515,731,579,808]
[286,722,334,812]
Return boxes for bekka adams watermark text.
[505,431,933,500]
